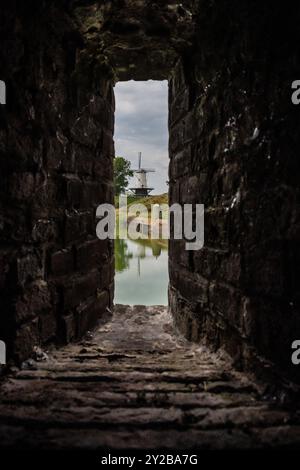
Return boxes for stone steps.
[0,305,299,449]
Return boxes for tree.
[114,156,134,196]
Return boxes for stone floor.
[0,305,300,450]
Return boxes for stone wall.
[0,0,299,382]
[169,2,300,381]
[0,1,114,363]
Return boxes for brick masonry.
[168,2,300,382]
[0,2,114,362]
[0,1,299,385]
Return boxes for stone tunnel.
[0,0,300,452]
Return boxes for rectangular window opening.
[113,80,169,306]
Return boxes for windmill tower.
[130,152,155,197]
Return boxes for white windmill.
[130,152,155,197]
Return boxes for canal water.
[114,238,168,306]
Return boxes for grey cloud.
[114,80,169,194]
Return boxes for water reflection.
[114,238,168,305]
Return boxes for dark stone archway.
[0,1,299,384]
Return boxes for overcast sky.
[114,80,169,195]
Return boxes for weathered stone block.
[82,181,107,209]
[15,280,51,324]
[64,210,94,244]
[16,253,43,287]
[8,172,35,200]
[242,245,285,297]
[179,175,200,204]
[243,296,300,374]
[170,60,187,96]
[63,175,83,209]
[70,113,102,148]
[100,260,114,288]
[193,248,241,286]
[63,270,100,310]
[208,282,243,332]
[47,135,72,172]
[60,313,76,343]
[72,144,94,176]
[39,311,56,343]
[170,265,208,304]
[169,239,190,268]
[0,250,11,290]
[14,319,39,364]
[169,146,192,179]
[94,155,114,181]
[31,177,63,220]
[169,88,190,126]
[102,129,115,158]
[76,238,106,272]
[77,291,109,337]
[204,208,241,249]
[51,248,74,277]
[32,219,58,243]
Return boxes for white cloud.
[114,80,169,194]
